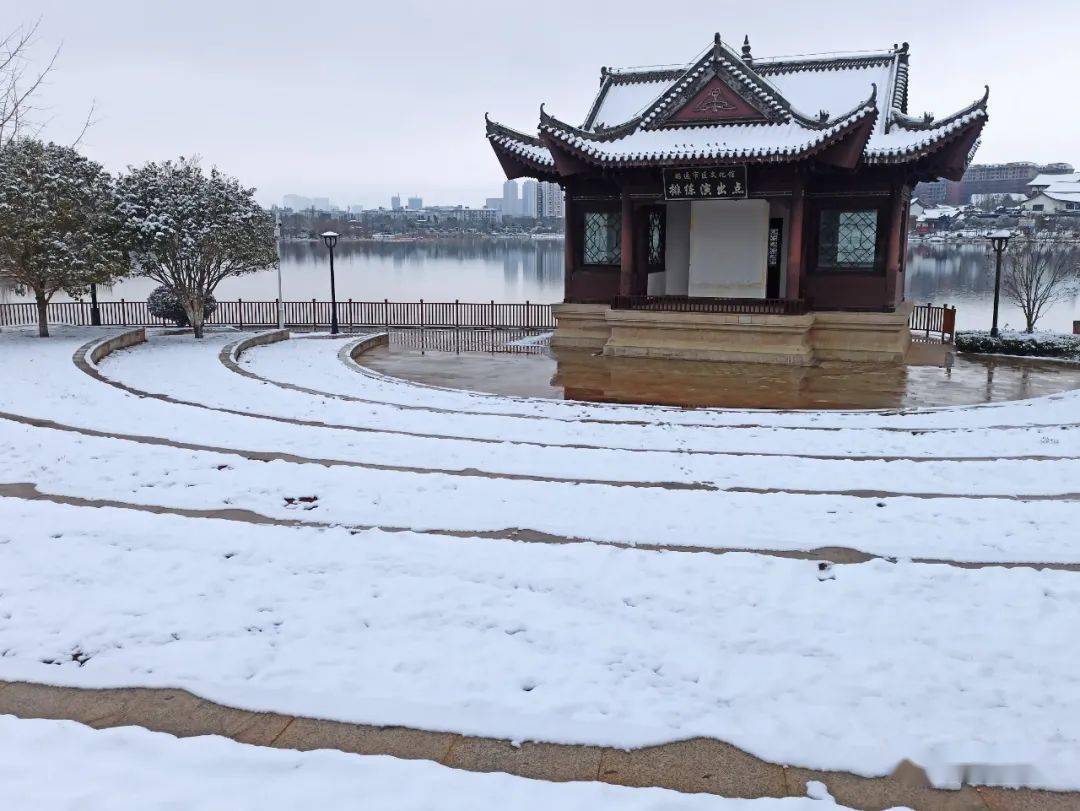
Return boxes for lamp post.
[988,229,1011,338]
[89,283,101,326]
[321,231,340,335]
[274,214,283,330]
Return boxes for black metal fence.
[0,299,557,331]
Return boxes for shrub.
[956,330,1080,361]
[147,285,217,326]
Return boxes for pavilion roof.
[487,35,987,178]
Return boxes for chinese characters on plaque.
[662,166,748,201]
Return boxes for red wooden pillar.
[786,177,806,301]
[884,185,908,308]
[562,188,575,303]
[619,188,634,297]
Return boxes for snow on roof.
[586,77,672,130]
[1032,189,1080,204]
[1028,172,1080,187]
[865,105,987,162]
[544,105,873,165]
[762,62,894,133]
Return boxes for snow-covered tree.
[117,157,276,338]
[0,138,128,336]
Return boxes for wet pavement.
[358,329,1080,410]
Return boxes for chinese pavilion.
[486,36,988,364]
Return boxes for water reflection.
[360,329,1080,410]
[2,240,1078,332]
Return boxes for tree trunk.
[35,291,50,338]
[182,294,205,339]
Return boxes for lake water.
[2,238,1078,334]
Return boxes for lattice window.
[817,209,879,270]
[647,209,665,267]
[583,211,621,265]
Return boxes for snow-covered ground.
[0,717,869,810]
[0,326,1078,792]
[2,497,1079,787]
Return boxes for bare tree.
[0,19,59,147]
[1001,234,1079,333]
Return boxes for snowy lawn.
[91,329,1080,457]
[4,420,1080,561]
[0,717,876,810]
[1,498,1078,789]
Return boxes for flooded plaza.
[357,328,1080,410]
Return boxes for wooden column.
[884,184,908,308]
[785,177,806,301]
[562,188,575,303]
[619,188,634,297]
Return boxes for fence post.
[490,299,495,329]
[238,298,243,330]
[525,300,530,329]
[926,302,932,339]
[419,298,424,330]
[454,299,459,329]
[348,299,353,332]
[384,298,389,332]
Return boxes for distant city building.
[407,196,423,210]
[915,162,1075,205]
[391,194,402,210]
[1021,177,1080,214]
[521,179,539,218]
[484,196,503,211]
[502,179,520,217]
[283,194,313,210]
[311,197,331,211]
[429,206,500,223]
[538,181,564,219]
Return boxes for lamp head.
[988,229,1012,253]
[321,231,340,250]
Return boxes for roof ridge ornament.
[741,35,753,65]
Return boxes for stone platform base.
[551,303,913,366]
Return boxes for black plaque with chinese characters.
[662,166,748,201]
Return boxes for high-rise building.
[283,194,313,210]
[391,194,402,210]
[538,181,564,219]
[311,197,332,212]
[484,197,503,211]
[407,196,423,210]
[502,179,520,217]
[520,179,539,218]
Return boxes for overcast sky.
[9,0,1079,208]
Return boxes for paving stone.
[272,716,456,763]
[978,787,1080,810]
[785,762,989,811]
[441,736,603,783]
[597,737,787,798]
[0,681,130,723]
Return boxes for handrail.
[0,299,556,331]
[908,302,956,343]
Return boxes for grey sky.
[10,0,1080,208]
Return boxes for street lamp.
[274,214,283,330]
[320,231,340,335]
[988,229,1012,338]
